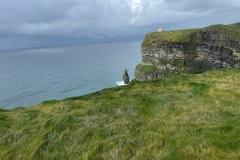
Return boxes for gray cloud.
[0,0,239,49]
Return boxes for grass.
[143,29,202,46]
[229,22,240,29]
[143,22,240,47]
[136,63,157,73]
[205,24,240,38]
[0,68,240,159]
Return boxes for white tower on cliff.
[158,27,164,32]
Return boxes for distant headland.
[135,22,240,80]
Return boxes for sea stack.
[122,68,130,84]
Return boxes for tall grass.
[0,68,240,159]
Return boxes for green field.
[0,68,240,159]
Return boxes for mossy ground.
[0,68,240,159]
[136,63,157,73]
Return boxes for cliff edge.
[135,22,240,81]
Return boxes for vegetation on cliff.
[136,63,157,73]
[143,22,240,47]
[136,22,240,81]
[143,29,202,47]
[1,68,240,159]
[205,24,240,39]
[229,22,240,29]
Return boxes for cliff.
[135,22,240,80]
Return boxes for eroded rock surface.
[135,23,240,81]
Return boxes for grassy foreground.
[1,69,240,159]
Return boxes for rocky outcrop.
[135,23,240,81]
[122,68,130,84]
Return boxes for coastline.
[0,41,141,109]
[0,68,240,159]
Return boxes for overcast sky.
[0,0,240,50]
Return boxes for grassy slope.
[143,22,240,46]
[230,22,240,29]
[0,68,240,159]
[206,24,240,38]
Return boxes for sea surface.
[0,41,141,109]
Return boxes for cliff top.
[143,22,240,46]
[230,22,240,29]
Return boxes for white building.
[158,27,164,32]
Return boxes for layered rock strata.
[135,23,240,81]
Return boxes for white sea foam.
[115,80,132,86]
[115,81,126,86]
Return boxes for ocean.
[0,41,141,109]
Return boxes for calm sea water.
[0,41,141,109]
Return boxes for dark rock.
[122,68,130,84]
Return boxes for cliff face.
[135,23,240,81]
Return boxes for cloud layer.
[0,0,240,49]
